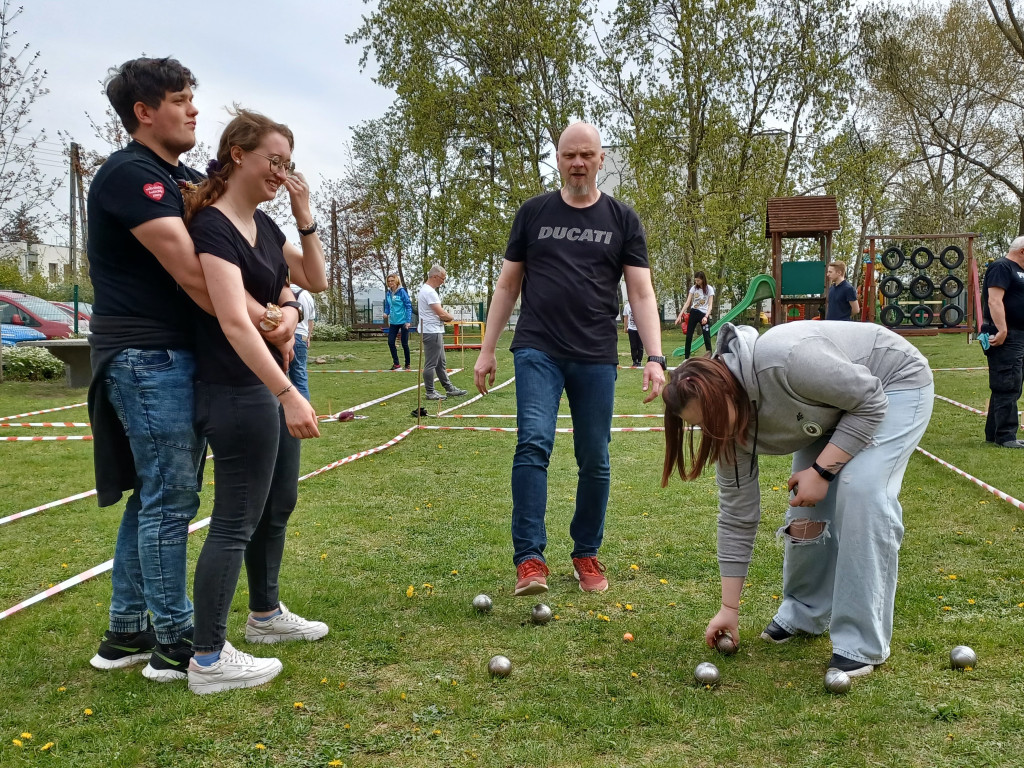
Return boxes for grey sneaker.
[244,603,329,644]
[187,641,282,695]
[445,387,467,397]
[998,439,1024,449]
[425,391,446,400]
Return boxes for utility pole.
[69,142,78,276]
[331,198,339,324]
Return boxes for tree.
[0,2,60,236]
[862,0,1024,235]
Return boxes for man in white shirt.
[288,283,317,400]
[417,264,466,400]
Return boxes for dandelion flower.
[943,606,952,611]
[57,686,66,692]
[321,678,328,684]
[630,564,640,571]
[339,682,346,689]
[20,733,31,739]
[630,672,638,678]
[40,743,53,751]
[294,702,304,709]
[255,743,266,750]
[949,575,957,580]
[625,604,633,611]
[12,739,23,747]
[344,723,351,730]
[968,599,976,605]
[320,553,328,560]
[400,692,406,700]
[328,761,344,766]
[659,579,668,584]
[451,569,458,575]
[406,585,415,598]
[84,708,93,716]
[61,563,68,568]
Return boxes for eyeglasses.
[249,151,295,175]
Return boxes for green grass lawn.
[1,329,1023,767]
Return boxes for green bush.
[312,323,351,341]
[1,346,66,381]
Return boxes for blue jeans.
[101,348,203,643]
[289,334,310,400]
[511,347,617,565]
[772,383,934,665]
[388,324,410,367]
[192,382,301,654]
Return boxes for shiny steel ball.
[472,594,493,613]
[487,655,512,678]
[715,633,738,655]
[950,645,978,670]
[824,668,852,694]
[694,662,720,686]
[531,603,553,625]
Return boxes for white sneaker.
[244,602,329,644]
[187,641,282,695]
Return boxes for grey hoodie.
[712,321,932,578]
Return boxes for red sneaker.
[514,559,549,596]
[572,557,608,593]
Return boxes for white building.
[0,241,76,283]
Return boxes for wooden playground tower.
[765,196,841,325]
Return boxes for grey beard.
[566,180,591,197]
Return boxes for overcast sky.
[16,0,395,241]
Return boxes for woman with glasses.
[183,108,328,694]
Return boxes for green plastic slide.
[671,274,777,357]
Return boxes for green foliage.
[1,345,65,380]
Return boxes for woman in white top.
[675,271,715,359]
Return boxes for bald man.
[981,236,1024,448]
[474,122,665,595]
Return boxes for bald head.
[557,122,605,205]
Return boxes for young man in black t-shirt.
[981,238,1024,447]
[86,58,298,681]
[474,122,666,597]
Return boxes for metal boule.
[487,655,512,678]
[531,603,553,625]
[824,668,852,694]
[715,633,738,655]
[950,645,977,670]
[694,662,720,686]
[472,594,492,613]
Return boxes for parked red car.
[0,290,73,338]
[51,301,91,334]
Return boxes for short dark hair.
[105,57,197,134]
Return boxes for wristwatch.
[297,220,317,236]
[811,462,837,482]
[647,355,667,370]
[281,300,304,322]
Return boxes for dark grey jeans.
[192,382,301,654]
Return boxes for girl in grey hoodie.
[662,321,933,681]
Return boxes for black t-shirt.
[826,279,857,321]
[505,191,649,363]
[189,207,288,385]
[982,257,1024,331]
[87,141,204,348]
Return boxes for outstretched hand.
[641,361,666,404]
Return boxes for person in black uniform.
[183,109,328,695]
[87,58,297,683]
[981,237,1024,448]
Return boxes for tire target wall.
[877,243,966,329]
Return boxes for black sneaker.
[760,619,795,644]
[143,635,194,682]
[90,627,156,670]
[828,653,876,677]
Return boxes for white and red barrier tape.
[0,490,98,527]
[930,367,987,372]
[298,426,417,480]
[437,413,661,419]
[933,394,1021,423]
[417,425,665,433]
[0,402,88,422]
[437,376,516,416]
[0,435,93,442]
[916,447,1024,512]
[322,369,464,421]
[0,422,90,428]
[0,518,212,621]
[310,368,456,374]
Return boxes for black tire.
[880,304,905,328]
[910,246,934,269]
[940,275,964,298]
[880,246,905,270]
[940,245,965,269]
[879,276,903,298]
[910,304,934,327]
[940,304,964,327]
[909,275,935,299]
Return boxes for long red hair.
[661,357,751,484]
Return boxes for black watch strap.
[281,300,304,323]
[812,462,837,482]
[647,355,667,370]
[298,220,317,236]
